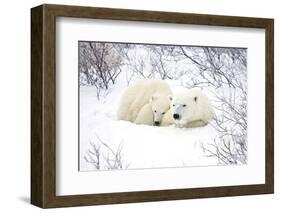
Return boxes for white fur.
[161,89,213,128]
[134,103,154,125]
[117,80,172,125]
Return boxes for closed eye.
[162,112,165,115]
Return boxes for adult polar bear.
[162,89,213,128]
[117,80,172,126]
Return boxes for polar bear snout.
[154,121,160,126]
[173,113,180,120]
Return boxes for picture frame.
[31,4,274,208]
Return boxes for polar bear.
[117,80,172,126]
[161,89,213,128]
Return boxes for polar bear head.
[150,94,171,126]
[169,91,199,127]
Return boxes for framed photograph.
[31,4,274,208]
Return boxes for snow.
[79,80,219,171]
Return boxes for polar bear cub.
[117,80,172,126]
[161,89,213,128]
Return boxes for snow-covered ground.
[79,80,220,171]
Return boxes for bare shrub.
[79,42,130,99]
[200,83,247,165]
[84,135,130,170]
[168,46,247,89]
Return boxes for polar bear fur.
[117,80,172,125]
[161,89,213,128]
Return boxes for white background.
[0,0,279,212]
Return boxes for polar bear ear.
[150,95,157,102]
[168,95,173,101]
[194,96,198,102]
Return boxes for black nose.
[173,113,180,120]
[154,121,160,126]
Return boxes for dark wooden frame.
[31,4,274,208]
